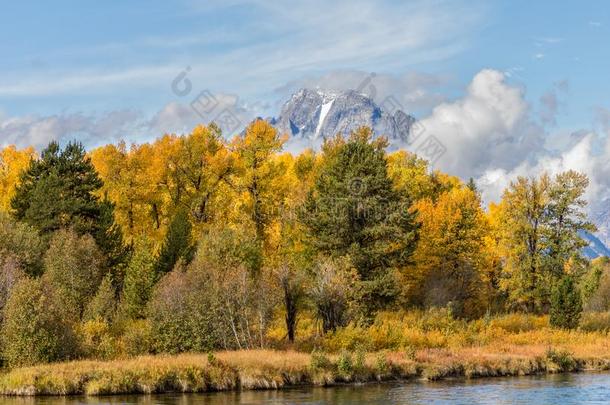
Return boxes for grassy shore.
[3,311,610,396]
[1,345,610,396]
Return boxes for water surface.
[6,372,610,404]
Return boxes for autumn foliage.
[0,120,603,368]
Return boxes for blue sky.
[2,0,610,207]
[2,0,608,124]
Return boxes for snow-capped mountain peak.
[271,88,415,142]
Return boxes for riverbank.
[2,345,610,396]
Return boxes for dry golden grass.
[3,311,610,396]
[1,344,610,396]
[216,350,311,389]
[0,353,237,396]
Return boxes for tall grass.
[288,310,610,354]
[3,311,610,396]
[2,344,610,396]
[0,354,238,395]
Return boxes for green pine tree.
[121,239,157,319]
[12,142,101,234]
[301,128,419,315]
[10,141,128,268]
[550,275,583,329]
[154,210,195,276]
[95,197,131,290]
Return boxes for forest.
[0,119,608,376]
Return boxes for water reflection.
[5,372,610,404]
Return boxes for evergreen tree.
[550,275,583,329]
[10,141,127,267]
[154,210,195,276]
[95,197,131,290]
[12,142,102,234]
[301,128,418,314]
[122,239,157,319]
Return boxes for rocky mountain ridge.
[270,88,416,142]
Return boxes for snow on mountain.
[271,88,416,143]
[315,98,335,138]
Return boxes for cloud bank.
[419,69,545,179]
[409,69,610,213]
[0,93,258,150]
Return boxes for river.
[5,372,610,404]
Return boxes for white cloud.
[477,133,610,209]
[0,110,144,150]
[415,69,544,178]
[148,94,258,137]
[406,69,610,213]
[0,94,259,150]
[275,70,449,114]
